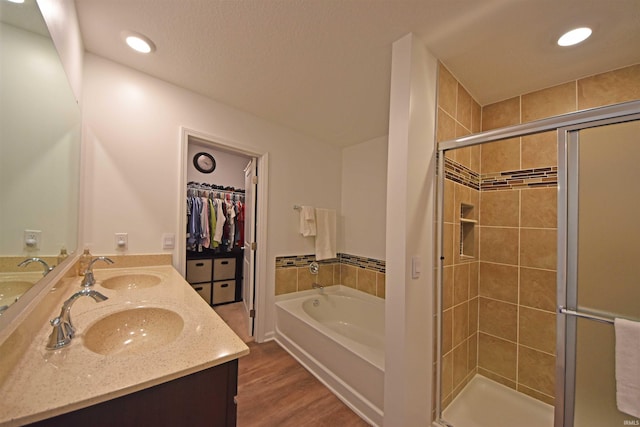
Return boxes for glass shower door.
[567,119,640,427]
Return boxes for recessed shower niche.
[459,203,476,259]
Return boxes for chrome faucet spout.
[18,257,53,276]
[81,256,115,287]
[47,288,109,350]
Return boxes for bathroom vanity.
[0,264,249,427]
[28,360,239,427]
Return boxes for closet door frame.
[178,127,270,342]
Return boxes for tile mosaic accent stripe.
[338,253,386,273]
[275,253,385,273]
[444,157,480,190]
[480,167,558,191]
[275,254,335,268]
[444,157,558,191]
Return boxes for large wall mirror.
[0,0,81,319]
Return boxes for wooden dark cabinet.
[29,360,238,427]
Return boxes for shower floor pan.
[441,375,554,427]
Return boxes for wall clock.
[193,152,216,173]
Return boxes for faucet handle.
[18,257,53,276]
[86,256,115,272]
[81,257,114,287]
[46,289,108,350]
[81,271,96,287]
[47,316,74,349]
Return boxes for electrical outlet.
[24,230,42,250]
[115,233,128,250]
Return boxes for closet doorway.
[179,128,267,342]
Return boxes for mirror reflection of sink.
[0,280,34,305]
[100,274,162,290]
[83,308,183,356]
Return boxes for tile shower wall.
[437,63,482,409]
[437,62,640,410]
[275,253,386,298]
[441,172,480,408]
[477,62,639,405]
[477,183,557,405]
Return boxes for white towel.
[299,206,316,237]
[615,318,640,418]
[314,208,336,261]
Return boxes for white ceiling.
[74,0,640,147]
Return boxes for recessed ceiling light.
[122,31,155,54]
[5,0,26,3]
[557,27,592,47]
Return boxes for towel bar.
[559,306,615,324]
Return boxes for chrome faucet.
[80,256,114,287]
[47,288,108,349]
[18,257,53,276]
[309,262,323,291]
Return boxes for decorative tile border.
[444,158,558,192]
[275,254,336,268]
[444,157,479,190]
[480,167,557,191]
[339,253,386,273]
[275,253,385,273]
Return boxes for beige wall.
[82,54,344,341]
[341,136,388,261]
[437,62,640,409]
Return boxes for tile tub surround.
[0,264,249,426]
[275,253,386,298]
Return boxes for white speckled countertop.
[0,265,249,426]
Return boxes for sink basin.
[100,274,162,290]
[0,280,34,304]
[83,308,184,356]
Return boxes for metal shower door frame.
[557,111,640,427]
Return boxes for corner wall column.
[384,33,438,426]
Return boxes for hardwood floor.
[214,303,370,427]
[236,341,370,427]
[214,302,254,344]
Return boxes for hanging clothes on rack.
[236,199,244,248]
[186,196,202,251]
[186,183,245,252]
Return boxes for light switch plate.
[162,233,175,249]
[411,256,421,279]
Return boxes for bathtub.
[275,285,384,426]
